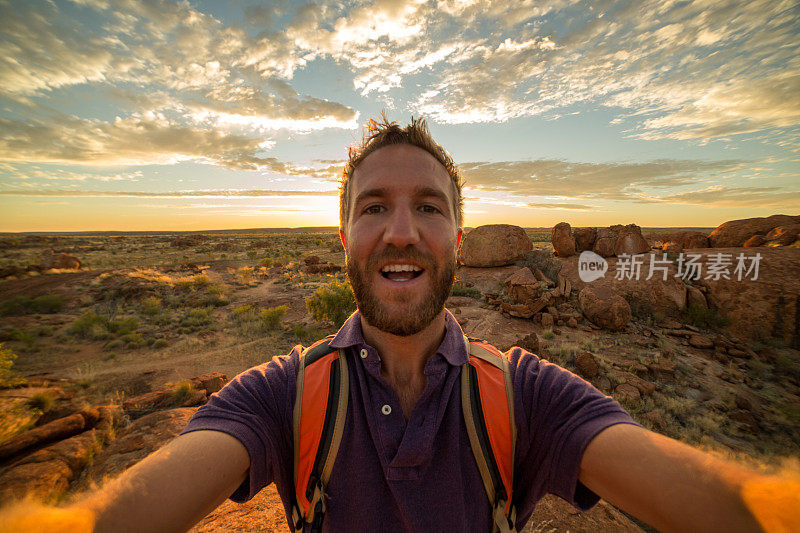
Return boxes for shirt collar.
[329,309,469,367]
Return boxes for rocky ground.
[0,220,798,532]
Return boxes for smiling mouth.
[380,263,424,281]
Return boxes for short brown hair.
[339,115,464,230]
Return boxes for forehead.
[350,144,453,199]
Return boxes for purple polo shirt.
[182,310,637,531]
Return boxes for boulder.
[612,224,651,256]
[615,383,640,402]
[647,231,709,250]
[574,352,599,378]
[764,224,800,246]
[504,268,540,304]
[743,235,766,247]
[694,248,800,345]
[592,228,617,258]
[456,265,523,294]
[459,225,533,267]
[689,335,715,349]
[0,412,89,460]
[708,214,800,247]
[541,312,554,328]
[79,408,197,487]
[686,286,707,310]
[573,227,597,252]
[551,222,576,257]
[578,286,631,331]
[40,250,81,270]
[189,372,228,395]
[517,333,540,354]
[558,253,688,318]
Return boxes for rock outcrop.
[459,225,533,267]
[40,250,81,270]
[551,222,576,257]
[708,214,800,247]
[578,286,632,331]
[573,227,597,252]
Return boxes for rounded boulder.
[578,286,631,331]
[459,224,533,267]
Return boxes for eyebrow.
[353,186,450,207]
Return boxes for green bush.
[542,328,555,340]
[153,338,169,349]
[68,312,113,340]
[140,296,161,316]
[260,305,288,330]
[1,295,65,316]
[450,284,482,299]
[305,279,356,328]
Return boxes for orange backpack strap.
[462,336,517,533]
[291,336,349,533]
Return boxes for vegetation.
[306,279,356,328]
[1,294,65,316]
[0,343,20,388]
[450,283,482,299]
[683,304,731,329]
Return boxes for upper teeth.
[382,264,422,273]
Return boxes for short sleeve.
[180,348,300,502]
[509,349,639,519]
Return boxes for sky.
[0,0,798,232]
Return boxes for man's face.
[341,144,462,336]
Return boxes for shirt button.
[381,404,392,415]
[360,348,368,359]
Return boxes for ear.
[455,229,463,250]
[339,229,346,250]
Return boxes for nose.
[382,204,420,249]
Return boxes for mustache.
[363,246,436,271]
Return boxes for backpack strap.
[461,336,517,533]
[291,336,349,533]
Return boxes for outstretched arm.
[1,430,250,533]
[579,424,798,532]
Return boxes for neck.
[360,310,448,378]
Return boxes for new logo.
[578,250,607,283]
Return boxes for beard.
[346,246,456,336]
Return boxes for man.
[5,117,794,532]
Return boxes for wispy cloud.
[0,189,338,198]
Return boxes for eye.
[363,204,384,215]
[419,204,441,214]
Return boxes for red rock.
[504,268,540,304]
[708,214,800,247]
[306,263,342,274]
[456,265,524,294]
[567,317,578,328]
[743,235,766,247]
[689,335,714,349]
[459,224,533,267]
[0,458,72,503]
[304,255,321,265]
[592,228,617,258]
[0,413,86,460]
[575,352,599,378]
[501,302,534,319]
[40,250,81,270]
[518,333,540,354]
[612,224,651,256]
[541,312,554,328]
[647,231,709,250]
[686,286,707,310]
[578,286,631,331]
[615,383,641,402]
[551,222,576,257]
[573,227,597,252]
[189,372,228,395]
[765,224,800,246]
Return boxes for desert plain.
[0,221,798,532]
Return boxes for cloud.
[640,186,800,208]
[460,158,748,200]
[0,189,339,197]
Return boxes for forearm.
[0,431,250,533]
[580,424,766,532]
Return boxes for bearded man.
[8,117,795,532]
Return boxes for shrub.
[450,284,482,299]
[291,323,329,344]
[260,305,288,330]
[0,295,65,316]
[542,328,555,340]
[171,381,197,405]
[27,391,54,411]
[684,304,731,329]
[68,312,112,340]
[0,344,19,387]
[140,296,161,316]
[153,338,169,349]
[305,279,356,328]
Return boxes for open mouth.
[380,263,424,282]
